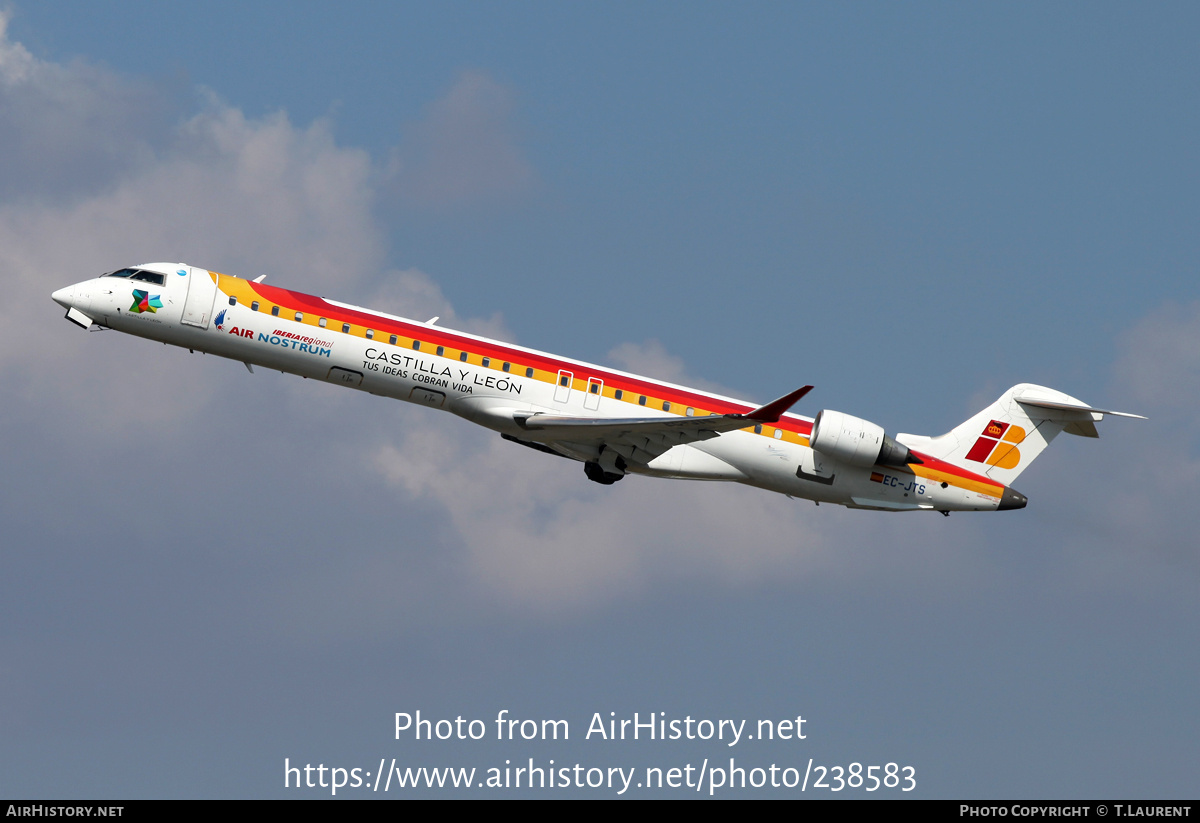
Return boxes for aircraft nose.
[51,285,75,309]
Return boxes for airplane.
[51,263,1144,514]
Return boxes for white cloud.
[0,12,35,84]
[606,339,742,397]
[1016,301,1200,589]
[0,72,379,434]
[367,403,989,613]
[1111,301,1200,425]
[386,70,535,209]
[370,417,825,609]
[0,11,175,200]
[368,267,513,342]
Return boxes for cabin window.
[639,395,647,406]
[271,306,280,317]
[228,296,237,306]
[590,382,600,394]
[774,429,783,440]
[389,335,397,345]
[663,401,671,412]
[318,318,327,328]
[526,367,534,378]
[412,340,420,351]
[482,357,491,368]
[686,407,695,416]
[130,270,166,285]
[502,362,511,373]
[560,375,570,387]
[251,301,259,312]
[614,389,623,400]
[754,424,763,434]
[294,312,303,322]
[460,351,468,362]
[341,323,350,333]
[436,346,444,357]
[366,329,374,339]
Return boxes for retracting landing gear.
[584,461,624,485]
[584,447,628,485]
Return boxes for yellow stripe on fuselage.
[909,464,1002,499]
[217,274,847,450]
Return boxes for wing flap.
[513,385,812,441]
[512,385,813,463]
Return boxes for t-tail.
[899,383,1146,488]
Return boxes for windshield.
[103,268,165,285]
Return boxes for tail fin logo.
[965,420,1025,470]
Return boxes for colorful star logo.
[130,289,163,314]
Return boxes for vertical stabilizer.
[897,384,1141,485]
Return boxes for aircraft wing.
[512,385,812,463]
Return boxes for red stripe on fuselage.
[246,281,816,436]
[910,450,1004,490]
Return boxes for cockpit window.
[131,271,165,285]
[105,268,165,285]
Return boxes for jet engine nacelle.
[809,409,920,467]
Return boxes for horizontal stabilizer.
[1013,390,1146,420]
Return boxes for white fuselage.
[52,263,1022,513]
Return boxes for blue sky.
[1,2,1197,797]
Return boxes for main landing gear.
[584,446,627,485]
[583,461,625,485]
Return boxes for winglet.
[743,385,814,423]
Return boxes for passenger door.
[180,267,218,329]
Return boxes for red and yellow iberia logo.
[965,420,1025,469]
